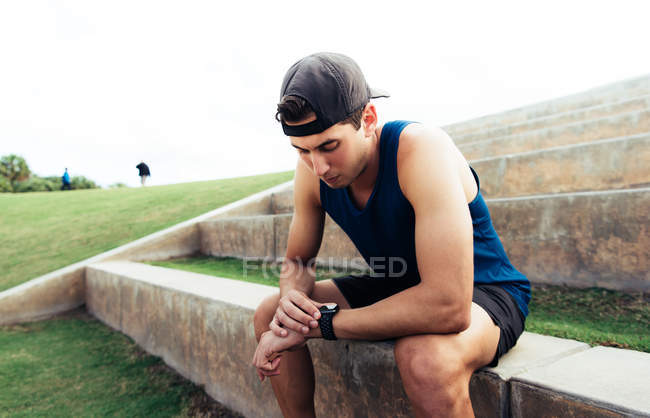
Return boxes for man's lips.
[324,175,339,183]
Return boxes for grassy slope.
[150,256,650,352]
[0,171,293,292]
[0,311,241,417]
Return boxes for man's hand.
[252,330,306,382]
[270,289,322,337]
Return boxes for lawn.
[150,256,650,353]
[0,310,241,417]
[0,171,293,292]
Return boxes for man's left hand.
[252,329,306,382]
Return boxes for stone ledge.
[452,94,650,145]
[84,262,647,418]
[442,74,650,137]
[511,346,650,417]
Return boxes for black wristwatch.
[318,303,339,340]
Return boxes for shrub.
[13,177,59,192]
[70,176,100,190]
[0,176,12,192]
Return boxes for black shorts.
[332,275,525,367]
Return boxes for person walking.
[61,168,71,190]
[136,161,150,186]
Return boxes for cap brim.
[369,87,390,98]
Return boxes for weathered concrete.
[452,94,650,145]
[469,333,589,417]
[201,188,650,291]
[272,213,365,267]
[0,180,293,326]
[443,74,650,138]
[490,188,650,291]
[85,262,643,418]
[86,261,282,418]
[0,263,85,326]
[511,346,650,417]
[459,109,650,160]
[199,215,276,260]
[472,134,650,198]
[270,188,295,214]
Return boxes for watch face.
[320,303,339,314]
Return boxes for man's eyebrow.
[291,139,337,151]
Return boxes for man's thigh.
[395,303,500,373]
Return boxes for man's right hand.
[270,289,322,337]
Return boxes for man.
[252,52,530,417]
[61,168,71,190]
[136,161,150,186]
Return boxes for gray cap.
[280,52,389,136]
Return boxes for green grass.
[150,256,650,353]
[0,310,241,417]
[0,171,293,292]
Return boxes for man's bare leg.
[253,280,350,418]
[393,303,500,417]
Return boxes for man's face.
[289,113,371,189]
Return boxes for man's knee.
[253,293,279,341]
[394,336,468,396]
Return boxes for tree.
[0,154,31,190]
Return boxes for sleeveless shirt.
[319,120,531,316]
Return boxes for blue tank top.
[319,120,531,317]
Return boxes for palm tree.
[0,154,31,191]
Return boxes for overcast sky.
[1,0,649,187]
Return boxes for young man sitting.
[252,52,530,417]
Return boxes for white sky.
[1,0,649,187]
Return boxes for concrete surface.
[459,109,650,160]
[85,262,648,418]
[490,188,650,291]
[452,94,650,144]
[472,134,650,197]
[200,188,650,291]
[511,347,650,417]
[443,74,650,137]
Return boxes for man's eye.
[322,144,337,152]
[297,149,308,154]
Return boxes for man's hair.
[275,95,365,130]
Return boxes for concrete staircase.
[2,74,649,417]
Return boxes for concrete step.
[452,95,650,145]
[458,109,650,160]
[473,134,650,198]
[442,74,650,138]
[200,187,650,292]
[199,213,363,264]
[266,133,650,208]
[85,261,650,417]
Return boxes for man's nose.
[311,153,330,177]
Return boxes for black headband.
[281,119,327,137]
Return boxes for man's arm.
[310,125,475,340]
[270,159,328,335]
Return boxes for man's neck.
[348,127,381,196]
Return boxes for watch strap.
[319,311,337,340]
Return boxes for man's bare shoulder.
[395,123,475,207]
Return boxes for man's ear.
[362,103,378,138]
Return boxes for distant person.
[61,168,71,190]
[136,161,150,186]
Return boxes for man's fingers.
[269,316,288,337]
[287,290,321,320]
[276,309,310,334]
[279,299,316,330]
